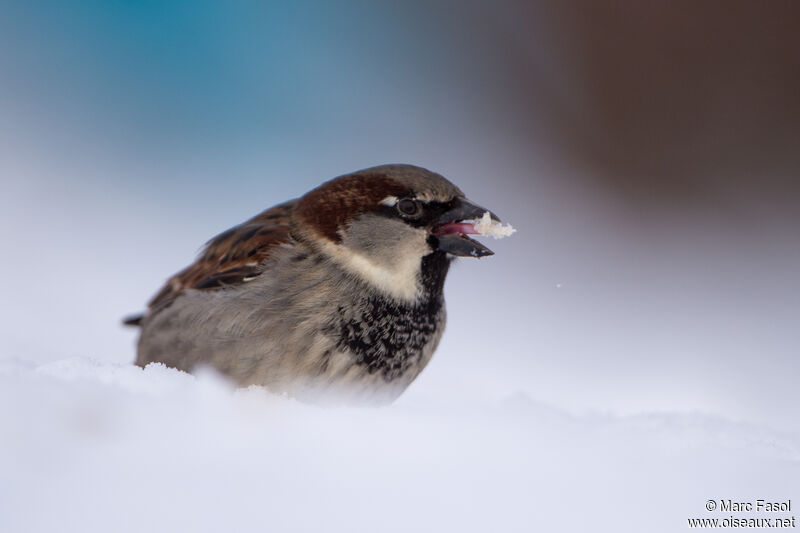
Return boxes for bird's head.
[294,164,504,303]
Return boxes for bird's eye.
[397,198,422,217]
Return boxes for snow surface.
[1,357,798,533]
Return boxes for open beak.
[430,198,499,258]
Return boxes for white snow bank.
[1,357,798,533]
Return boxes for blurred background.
[2,0,798,429]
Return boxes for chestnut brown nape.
[295,173,411,243]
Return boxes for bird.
[126,164,507,404]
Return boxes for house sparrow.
[127,164,510,404]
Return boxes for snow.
[1,357,797,533]
[474,211,516,239]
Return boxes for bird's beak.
[430,198,499,258]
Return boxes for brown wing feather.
[147,200,297,313]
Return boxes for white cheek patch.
[318,238,427,303]
[473,211,516,239]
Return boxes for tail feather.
[122,313,144,327]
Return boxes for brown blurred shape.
[480,1,800,214]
